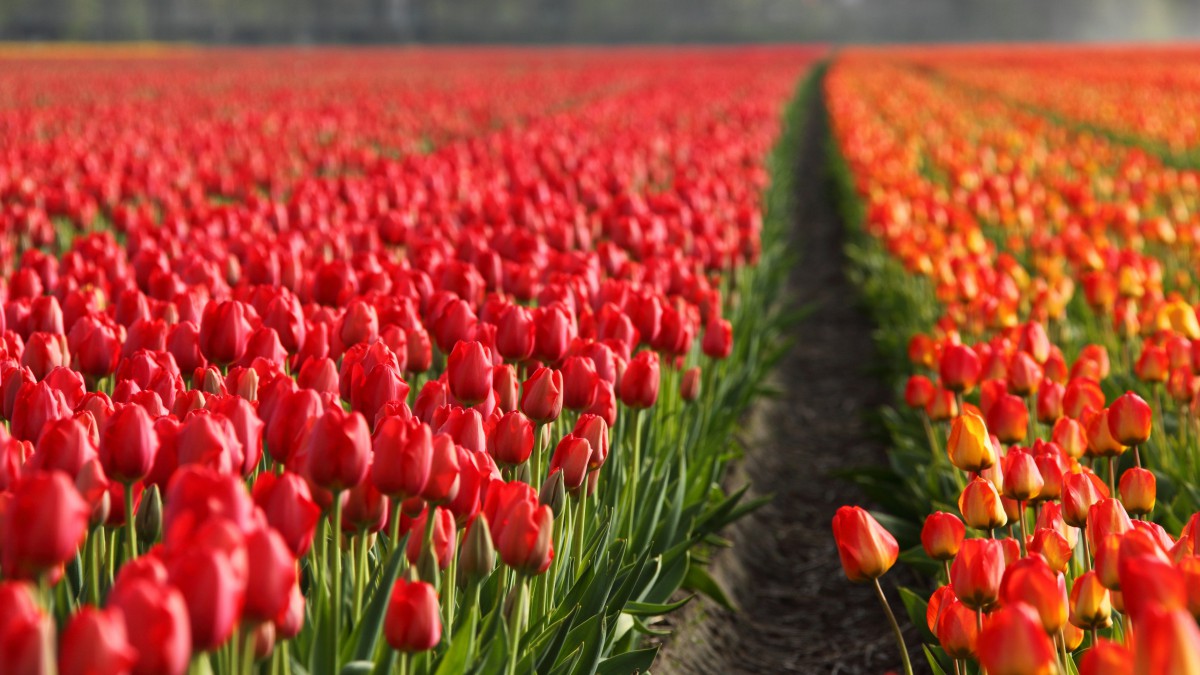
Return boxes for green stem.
[574,492,587,579]
[332,491,344,650]
[124,483,137,564]
[354,533,368,620]
[873,578,914,675]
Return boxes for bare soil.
[654,77,924,674]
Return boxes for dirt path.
[655,75,921,674]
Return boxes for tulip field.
[12,40,1200,675]
[0,46,823,674]
[830,47,1200,675]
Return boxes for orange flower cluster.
[831,48,1200,675]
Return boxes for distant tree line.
[2,0,1200,43]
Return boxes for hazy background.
[3,0,1200,43]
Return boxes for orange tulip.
[921,511,965,561]
[988,394,1029,444]
[1051,416,1088,459]
[947,411,996,472]
[831,506,898,583]
[1133,606,1200,675]
[1002,447,1043,501]
[1107,391,1152,447]
[951,538,1006,610]
[1062,468,1108,528]
[936,597,979,659]
[1000,556,1068,633]
[976,603,1057,675]
[1070,570,1113,630]
[1085,408,1126,458]
[1118,467,1156,515]
[1029,528,1073,572]
[1119,553,1186,622]
[958,476,1008,531]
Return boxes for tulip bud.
[1086,498,1133,553]
[549,434,590,494]
[976,604,1058,675]
[921,511,965,561]
[199,300,253,366]
[958,476,1008,531]
[407,506,455,576]
[947,411,996,472]
[108,578,191,675]
[301,407,371,493]
[371,417,433,500]
[487,411,534,467]
[1051,416,1087,459]
[1119,467,1156,515]
[950,538,1005,610]
[1120,553,1187,623]
[385,579,441,653]
[538,469,566,516]
[459,515,496,582]
[831,505,898,583]
[135,483,162,544]
[701,317,733,359]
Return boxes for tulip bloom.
[701,317,733,359]
[1080,640,1132,675]
[301,406,371,493]
[831,506,899,583]
[521,367,563,424]
[1119,466,1156,515]
[1108,391,1152,446]
[1134,606,1200,675]
[940,343,981,393]
[549,434,591,494]
[108,577,191,675]
[904,375,935,409]
[371,417,433,499]
[958,476,1008,531]
[921,511,965,561]
[59,606,137,675]
[618,351,660,410]
[406,506,456,572]
[950,538,1005,610]
[385,579,441,653]
[987,393,1028,444]
[1063,469,1108,528]
[198,300,253,366]
[946,411,996,472]
[935,598,979,660]
[484,481,555,575]
[1000,556,1067,633]
[976,603,1058,675]
[252,471,320,557]
[2,471,90,580]
[447,340,492,406]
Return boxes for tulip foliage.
[830,49,1200,675]
[0,47,822,674]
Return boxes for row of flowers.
[828,51,1200,675]
[0,47,821,674]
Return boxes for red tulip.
[1080,640,1132,675]
[447,340,492,407]
[484,480,554,575]
[680,366,702,402]
[935,597,979,659]
[939,343,981,393]
[701,317,733,359]
[68,316,121,379]
[406,505,456,571]
[2,471,89,580]
[242,526,297,624]
[371,417,432,499]
[300,406,371,493]
[0,581,54,674]
[252,471,320,557]
[199,300,253,366]
[99,403,161,484]
[618,351,660,409]
[549,433,591,493]
[420,433,461,505]
[521,366,563,424]
[1133,606,1200,675]
[108,577,191,675]
[1000,556,1067,632]
[904,375,935,409]
[385,579,441,653]
[1119,467,1156,515]
[487,410,534,467]
[59,606,136,675]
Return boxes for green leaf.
[434,605,478,675]
[623,595,694,617]
[922,644,950,675]
[681,562,736,611]
[596,647,658,675]
[567,613,606,675]
[897,587,935,643]
[339,662,374,675]
[349,544,408,662]
[309,592,337,675]
[553,615,600,670]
